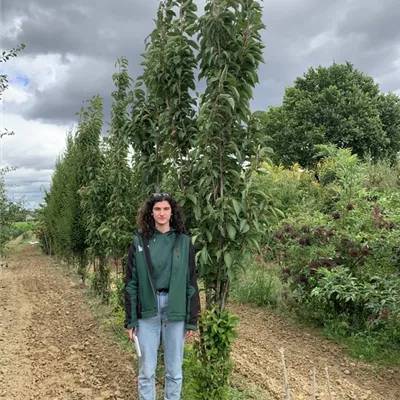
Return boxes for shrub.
[270,200,400,295]
[310,266,400,332]
[265,148,400,353]
[257,162,321,215]
[185,308,238,400]
[363,156,400,191]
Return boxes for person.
[124,193,199,400]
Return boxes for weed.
[230,262,282,307]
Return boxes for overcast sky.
[1,0,400,209]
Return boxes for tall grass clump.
[230,261,282,307]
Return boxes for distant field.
[11,221,36,239]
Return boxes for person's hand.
[125,328,136,341]
[185,330,194,339]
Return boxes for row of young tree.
[37,1,272,397]
[35,0,400,397]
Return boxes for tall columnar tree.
[39,104,107,283]
[158,0,198,185]
[186,1,275,397]
[77,95,110,299]
[194,0,269,308]
[0,171,9,254]
[264,62,400,167]
[129,2,172,195]
[41,133,80,263]
[130,0,198,199]
[99,57,135,269]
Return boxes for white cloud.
[5,167,54,208]
[2,53,72,94]
[0,111,70,208]
[307,32,336,55]
[1,112,70,170]
[2,15,23,38]
[3,85,30,104]
[0,113,69,207]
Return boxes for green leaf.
[226,223,236,240]
[224,251,233,269]
[200,246,208,264]
[242,222,250,233]
[187,193,197,205]
[232,199,242,216]
[219,94,235,110]
[205,229,213,243]
[191,235,199,245]
[227,267,236,282]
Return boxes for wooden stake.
[279,348,291,400]
[325,364,332,400]
[311,366,316,400]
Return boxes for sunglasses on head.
[152,193,171,199]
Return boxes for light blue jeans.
[137,293,185,400]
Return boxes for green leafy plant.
[311,267,400,337]
[187,0,280,393]
[110,274,125,311]
[185,307,239,399]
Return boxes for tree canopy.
[265,62,400,167]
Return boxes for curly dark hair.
[136,193,186,238]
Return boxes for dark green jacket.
[124,231,199,330]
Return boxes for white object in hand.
[133,335,141,357]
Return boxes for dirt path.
[231,303,400,399]
[1,243,399,400]
[0,243,137,399]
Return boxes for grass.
[230,261,282,308]
[3,233,37,256]
[13,221,36,231]
[323,327,400,366]
[227,375,269,399]
[8,221,37,241]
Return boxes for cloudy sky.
[1,0,400,209]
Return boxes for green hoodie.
[149,228,176,290]
[124,231,199,331]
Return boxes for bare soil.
[230,305,400,399]
[1,243,399,399]
[0,243,137,399]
